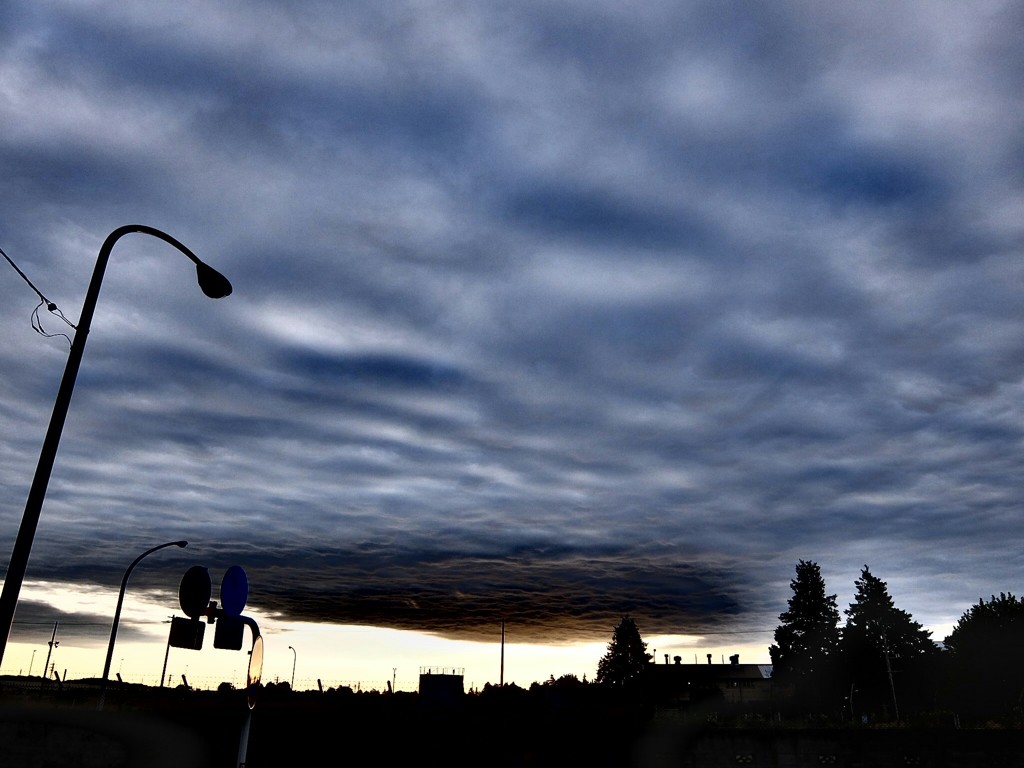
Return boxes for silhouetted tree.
[596,616,652,688]
[538,673,587,689]
[841,565,936,720]
[943,592,1024,721]
[769,560,842,714]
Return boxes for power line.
[0,242,76,345]
[13,620,111,627]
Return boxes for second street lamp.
[0,225,231,668]
[99,540,188,708]
[288,645,296,690]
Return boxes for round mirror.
[247,635,264,709]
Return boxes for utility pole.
[500,621,505,687]
[41,622,58,690]
[160,616,174,687]
[884,644,900,722]
[876,627,899,723]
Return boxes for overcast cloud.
[2,0,1023,649]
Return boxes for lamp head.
[195,262,233,299]
[174,540,188,548]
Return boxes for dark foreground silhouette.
[3,677,1024,768]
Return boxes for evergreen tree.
[769,560,841,712]
[943,592,1024,720]
[841,565,935,720]
[595,616,652,688]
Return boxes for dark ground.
[3,679,1024,767]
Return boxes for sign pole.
[237,709,252,768]
[237,614,262,768]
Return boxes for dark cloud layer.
[28,543,750,644]
[2,1,1023,653]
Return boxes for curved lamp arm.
[0,226,231,668]
[100,540,188,689]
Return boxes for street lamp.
[0,225,231,668]
[99,540,187,706]
[288,645,296,690]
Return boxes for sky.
[1,0,1023,692]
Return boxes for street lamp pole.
[99,540,187,706]
[0,225,231,668]
[288,645,296,690]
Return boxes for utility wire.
[0,242,76,347]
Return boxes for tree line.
[591,561,1024,725]
[769,560,1023,724]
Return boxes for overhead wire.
[0,242,76,347]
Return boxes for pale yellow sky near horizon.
[0,579,782,692]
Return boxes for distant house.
[418,666,465,709]
[642,654,774,711]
